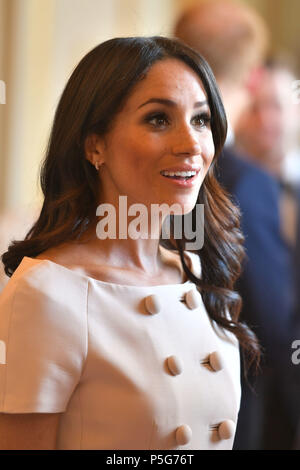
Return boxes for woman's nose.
[171,125,201,156]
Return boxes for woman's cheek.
[202,136,215,169]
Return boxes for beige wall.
[0,0,177,213]
[0,0,8,211]
[246,0,300,64]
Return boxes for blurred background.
[0,0,299,213]
[0,0,299,281]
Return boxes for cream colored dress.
[0,246,241,450]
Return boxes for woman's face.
[89,58,215,214]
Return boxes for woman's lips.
[160,171,199,187]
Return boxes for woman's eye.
[145,113,169,128]
[144,111,211,129]
[192,113,211,128]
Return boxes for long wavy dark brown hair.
[2,36,260,373]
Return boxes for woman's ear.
[84,133,105,168]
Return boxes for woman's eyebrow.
[137,98,208,109]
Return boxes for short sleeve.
[0,260,88,413]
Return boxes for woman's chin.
[161,196,198,216]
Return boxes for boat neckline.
[21,248,195,289]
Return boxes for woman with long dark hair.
[0,36,259,450]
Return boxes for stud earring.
[95,161,102,171]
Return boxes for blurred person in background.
[175,0,298,449]
[235,59,300,188]
[235,59,300,292]
[235,60,300,449]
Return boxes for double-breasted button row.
[166,351,224,376]
[143,291,232,447]
[144,294,223,374]
[144,289,202,315]
[175,419,235,446]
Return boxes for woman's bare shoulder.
[34,243,90,271]
[33,243,195,286]
[34,244,125,283]
[35,243,75,263]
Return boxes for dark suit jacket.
[216,146,297,449]
[216,146,294,365]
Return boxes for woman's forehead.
[125,58,208,107]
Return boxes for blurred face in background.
[235,67,300,177]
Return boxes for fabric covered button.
[175,424,192,445]
[185,289,201,309]
[209,351,224,372]
[167,355,183,376]
[218,420,235,440]
[144,295,161,315]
